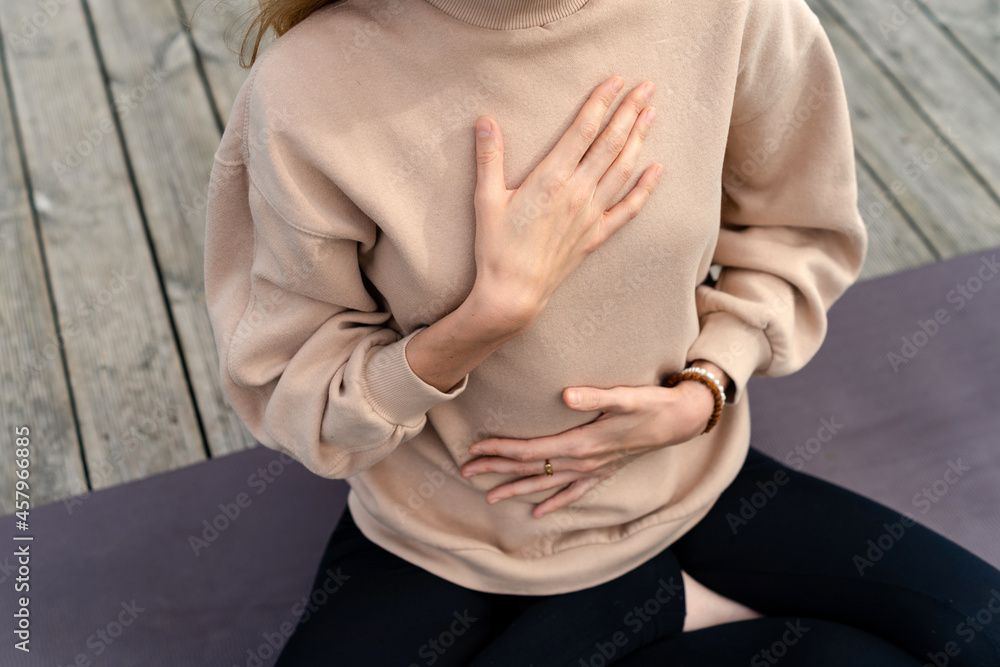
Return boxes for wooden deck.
[1,0,998,514]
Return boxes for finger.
[574,81,654,188]
[485,471,581,505]
[463,456,555,478]
[594,161,663,247]
[474,115,505,212]
[536,75,624,184]
[470,432,592,462]
[591,104,657,209]
[463,452,609,478]
[534,477,604,518]
[565,385,644,413]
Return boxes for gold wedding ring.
[544,459,553,477]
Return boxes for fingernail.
[476,117,491,137]
[644,81,655,101]
[611,76,624,93]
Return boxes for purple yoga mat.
[2,247,998,666]
[747,248,1000,569]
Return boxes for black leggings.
[273,447,1000,666]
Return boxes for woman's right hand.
[469,75,663,331]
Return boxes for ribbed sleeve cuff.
[362,326,470,428]
[685,310,773,406]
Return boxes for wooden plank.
[813,0,1000,252]
[178,0,260,127]
[855,160,937,283]
[810,0,1000,260]
[922,0,1000,87]
[87,0,257,456]
[0,41,86,514]
[0,0,205,490]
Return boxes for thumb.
[475,116,504,202]
[564,387,608,411]
[565,386,645,413]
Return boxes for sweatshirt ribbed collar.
[419,0,592,30]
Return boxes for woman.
[202,0,1000,664]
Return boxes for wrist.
[460,285,536,341]
[662,360,729,435]
[676,379,717,435]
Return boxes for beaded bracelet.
[662,366,726,434]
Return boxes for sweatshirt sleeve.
[684,0,868,407]
[203,66,469,480]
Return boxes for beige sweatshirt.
[204,0,867,595]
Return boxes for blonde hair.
[195,0,343,68]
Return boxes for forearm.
[405,290,529,394]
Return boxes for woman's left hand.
[461,361,729,519]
